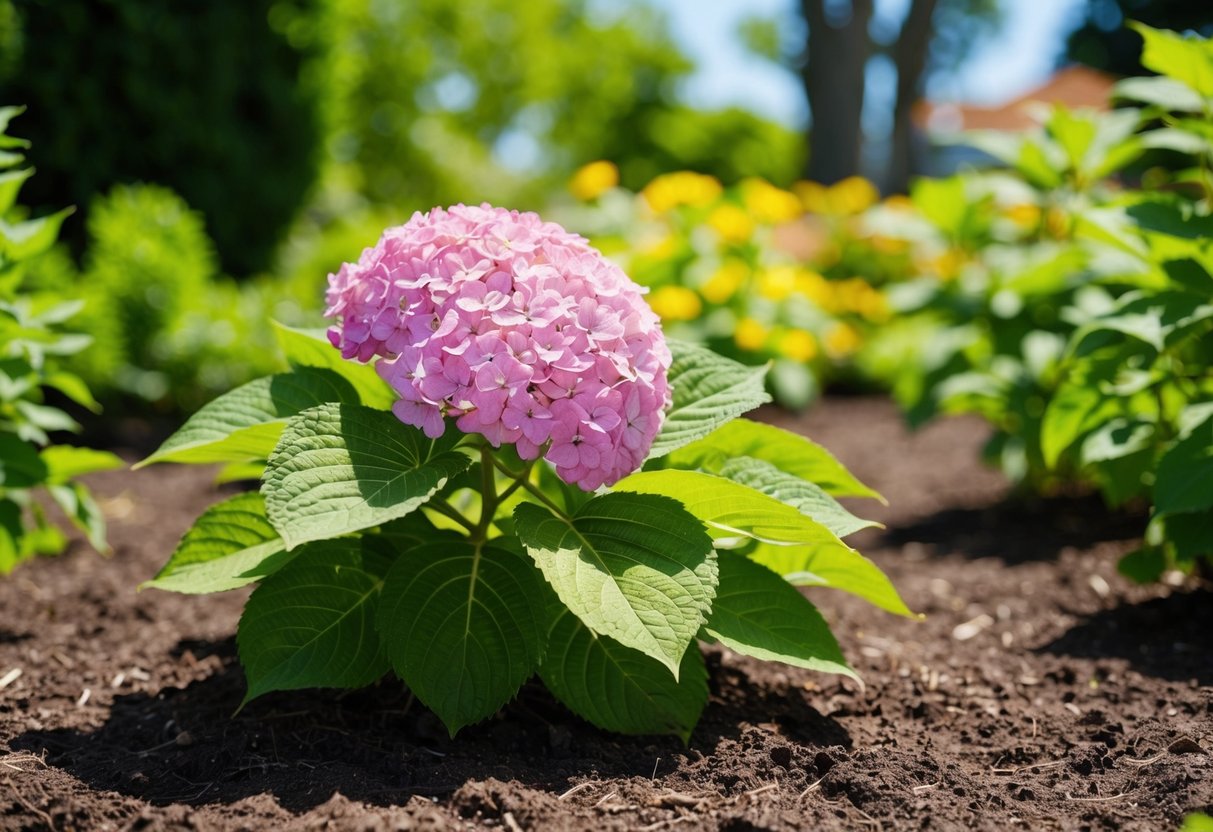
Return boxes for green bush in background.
[0,0,325,276]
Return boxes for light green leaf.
[1115,76,1205,112]
[272,322,396,409]
[214,461,267,484]
[614,469,913,617]
[0,208,73,260]
[1079,417,1155,464]
[40,446,124,483]
[43,371,101,413]
[138,367,363,467]
[1133,22,1213,98]
[144,492,292,594]
[704,551,858,682]
[647,340,771,459]
[46,482,108,552]
[378,541,545,736]
[237,541,389,704]
[1042,380,1121,467]
[716,457,879,538]
[665,418,881,501]
[540,607,707,741]
[1154,413,1213,515]
[0,168,33,215]
[263,402,471,549]
[513,492,717,677]
[0,499,24,574]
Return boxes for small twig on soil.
[639,816,695,832]
[593,791,618,808]
[651,757,661,779]
[1121,752,1168,767]
[911,782,939,793]
[502,811,524,832]
[558,782,594,801]
[799,776,825,799]
[76,688,90,707]
[0,667,22,689]
[744,782,779,799]
[1065,790,1137,803]
[0,753,45,773]
[991,760,1064,776]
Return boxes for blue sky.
[655,0,1089,128]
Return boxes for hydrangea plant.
[141,205,911,739]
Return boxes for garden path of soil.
[1,396,1210,832]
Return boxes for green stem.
[428,499,476,533]
[517,476,571,519]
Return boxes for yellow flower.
[647,285,702,322]
[641,171,723,213]
[568,160,619,201]
[1005,203,1041,228]
[931,248,967,281]
[777,329,818,362]
[740,178,803,224]
[707,203,754,244]
[794,180,829,214]
[794,269,833,308]
[701,259,748,304]
[824,322,862,358]
[734,317,768,352]
[1045,206,1071,239]
[757,265,798,301]
[830,176,879,215]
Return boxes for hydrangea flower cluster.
[325,204,672,490]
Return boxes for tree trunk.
[801,0,874,184]
[886,0,939,193]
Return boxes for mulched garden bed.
[1,396,1210,831]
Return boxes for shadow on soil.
[877,493,1147,565]
[1038,587,1213,686]
[12,638,852,813]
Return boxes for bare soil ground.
[1,396,1210,831]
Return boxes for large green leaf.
[1041,380,1122,467]
[704,551,857,682]
[1155,413,1213,515]
[263,403,472,549]
[614,469,912,617]
[40,446,125,483]
[664,418,881,500]
[0,434,46,488]
[139,367,362,467]
[46,482,108,552]
[378,541,545,736]
[237,540,389,704]
[647,340,770,459]
[144,492,292,594]
[717,457,878,538]
[272,322,397,409]
[540,607,707,741]
[1116,76,1205,112]
[513,492,717,677]
[1133,22,1213,98]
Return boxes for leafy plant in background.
[0,107,122,573]
[858,23,1213,579]
[566,168,895,408]
[140,206,910,739]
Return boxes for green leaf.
[43,372,101,413]
[1154,413,1213,515]
[46,482,108,552]
[237,540,389,704]
[1079,417,1155,465]
[138,367,363,467]
[0,208,73,260]
[513,492,717,677]
[272,322,396,409]
[0,168,33,214]
[0,435,47,488]
[263,403,471,549]
[716,456,879,538]
[144,492,293,594]
[664,418,882,500]
[647,340,771,459]
[1181,813,1213,832]
[214,461,267,484]
[378,541,546,736]
[1132,22,1213,98]
[1164,511,1213,562]
[1042,379,1122,467]
[1118,546,1167,584]
[704,551,858,682]
[540,607,707,741]
[0,498,25,574]
[1115,76,1205,112]
[614,469,913,617]
[40,446,124,483]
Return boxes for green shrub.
[0,0,324,275]
[0,107,122,573]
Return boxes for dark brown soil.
[2,396,1210,831]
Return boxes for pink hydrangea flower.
[325,204,672,490]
